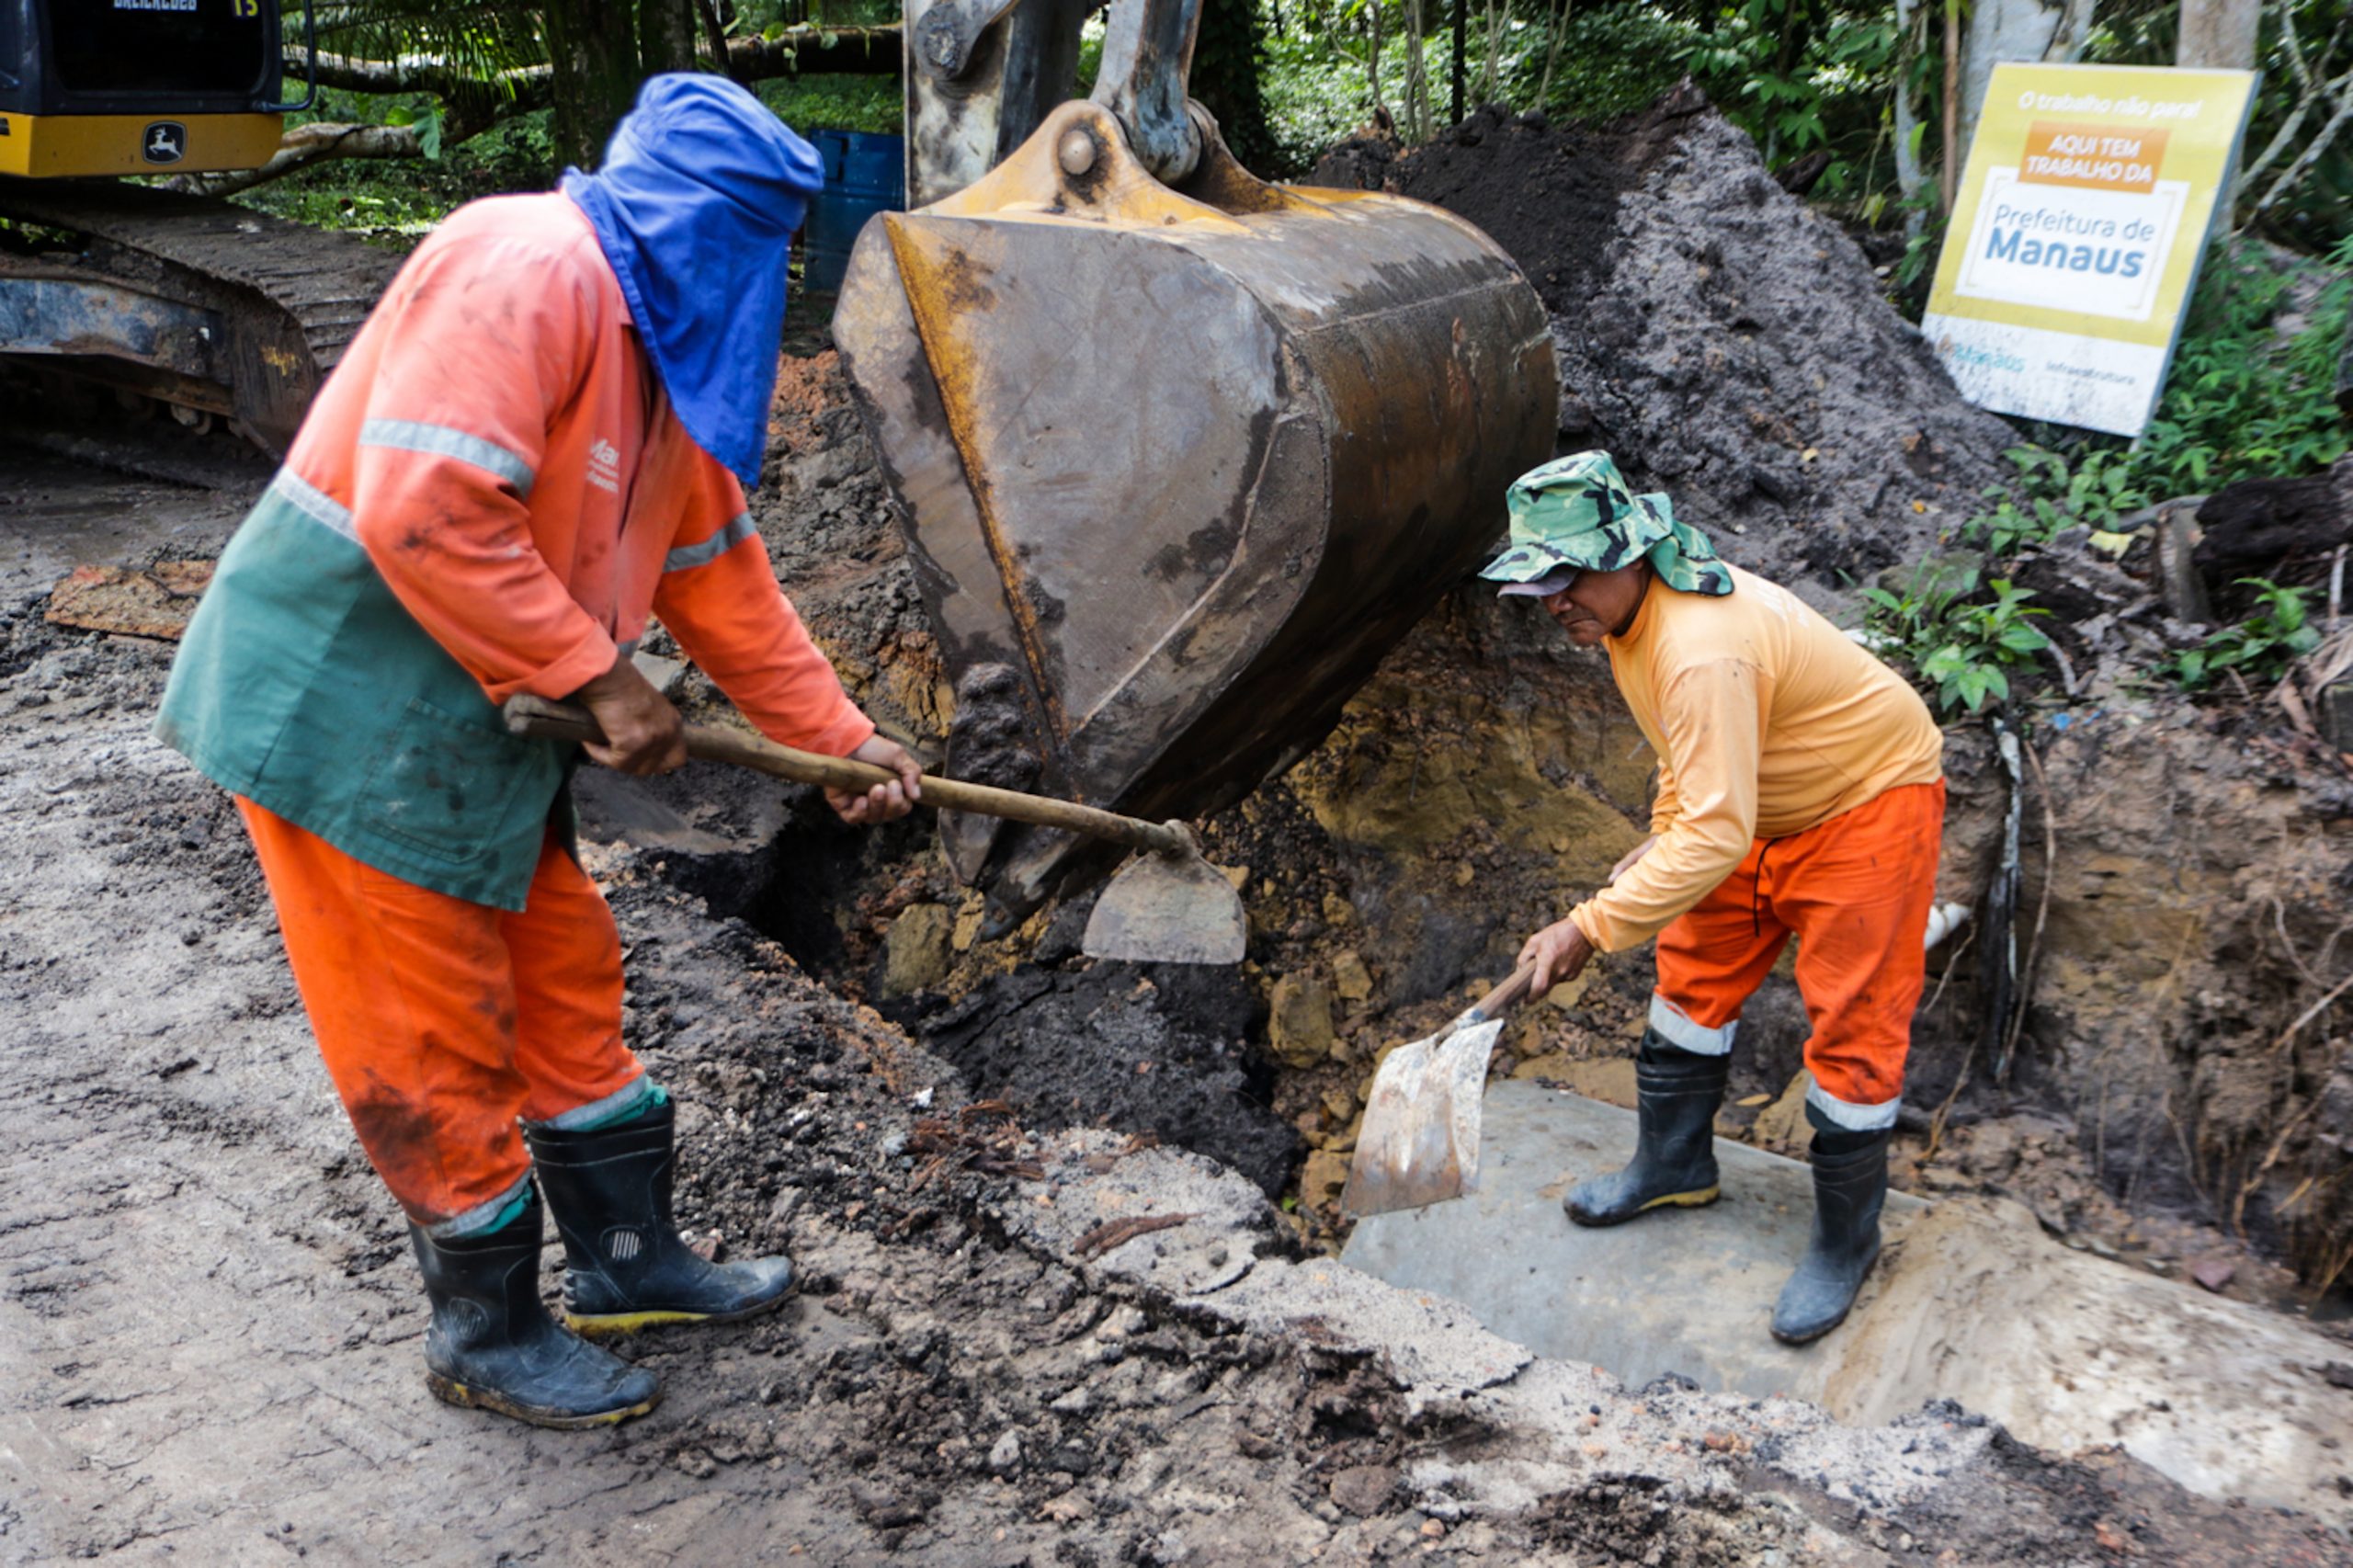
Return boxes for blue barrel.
[803,130,905,296]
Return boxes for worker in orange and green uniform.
[155,77,923,1428]
[1488,452,1946,1344]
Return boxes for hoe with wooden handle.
[502,695,1247,966]
[1341,966,1540,1217]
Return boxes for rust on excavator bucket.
[834,100,1557,917]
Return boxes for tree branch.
[2257,71,2353,214]
[2237,0,2322,200]
[722,25,904,78]
[165,121,426,198]
[279,25,903,124]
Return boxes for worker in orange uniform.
[155,77,923,1427]
[1485,452,1945,1344]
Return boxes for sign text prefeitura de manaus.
[1923,63,2257,438]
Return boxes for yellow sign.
[1922,63,2257,437]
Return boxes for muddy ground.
[7,85,2353,1564]
[4,429,2346,1566]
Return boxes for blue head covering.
[562,74,824,490]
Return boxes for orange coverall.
[1567,565,1947,1130]
[228,194,872,1233]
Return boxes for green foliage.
[1962,444,2153,554]
[755,73,900,135]
[1961,238,2352,555]
[1678,0,1896,183]
[2082,0,2352,244]
[239,88,560,239]
[1518,7,1699,124]
[2133,237,2353,494]
[2165,581,2324,691]
[1259,21,1379,171]
[1861,569,2052,715]
[308,0,547,82]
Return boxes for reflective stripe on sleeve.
[663,512,757,574]
[1805,1080,1901,1131]
[271,469,358,543]
[358,418,537,495]
[1648,993,1737,1056]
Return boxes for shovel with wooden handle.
[1340,965,1540,1218]
[501,695,1247,966]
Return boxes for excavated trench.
[564,91,2353,1528]
[7,88,2353,1552]
[723,85,2353,1312]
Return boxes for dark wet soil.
[904,955,1297,1199]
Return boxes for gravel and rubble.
[6,579,2344,1562]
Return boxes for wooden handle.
[504,695,1187,857]
[1465,966,1540,1024]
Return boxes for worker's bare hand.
[1518,917,1596,995]
[570,654,687,776]
[1609,835,1659,883]
[828,735,924,825]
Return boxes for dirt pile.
[1313,86,2020,599]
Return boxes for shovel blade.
[1080,850,1248,966]
[1340,1017,1501,1218]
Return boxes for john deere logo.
[142,122,187,165]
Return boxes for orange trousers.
[1648,780,1945,1131]
[237,799,649,1234]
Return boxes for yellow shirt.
[1569,564,1944,953]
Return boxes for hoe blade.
[1341,1016,1502,1218]
[1082,850,1248,966]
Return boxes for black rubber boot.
[408,1190,661,1429]
[1770,1128,1891,1345]
[525,1096,795,1336]
[1564,1030,1730,1227]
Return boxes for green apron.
[156,474,570,912]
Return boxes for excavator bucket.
[834,99,1557,918]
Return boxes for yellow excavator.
[840,0,1558,921]
[0,0,398,447]
[2,0,1557,927]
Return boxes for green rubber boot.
[408,1190,661,1429]
[1563,1031,1729,1227]
[1771,1127,1890,1345]
[525,1096,795,1337]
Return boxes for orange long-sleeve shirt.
[283,191,872,758]
[1568,564,1944,952]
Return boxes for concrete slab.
[1343,1079,1927,1399]
[1343,1081,2353,1526]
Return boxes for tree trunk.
[2177,0,2263,69]
[546,0,642,169]
[1449,0,1466,126]
[640,0,702,77]
[1190,0,1280,172]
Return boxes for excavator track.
[0,182,403,451]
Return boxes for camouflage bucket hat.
[1478,451,1733,597]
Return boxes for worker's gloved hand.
[1518,916,1596,995]
[828,735,924,825]
[569,653,688,777]
[1608,835,1659,883]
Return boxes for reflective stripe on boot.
[1563,1030,1730,1228]
[525,1096,795,1336]
[1770,1128,1890,1345]
[408,1189,661,1429]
